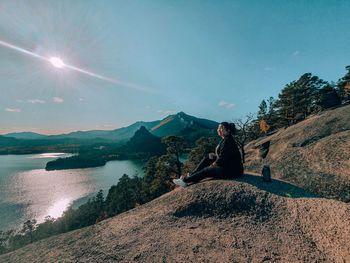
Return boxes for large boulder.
[244,104,350,202]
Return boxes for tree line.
[258,67,349,131]
[233,66,350,159]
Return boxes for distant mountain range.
[2,112,219,142]
[3,132,48,140]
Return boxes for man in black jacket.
[173,122,243,188]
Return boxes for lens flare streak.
[0,39,124,86]
[0,39,47,61]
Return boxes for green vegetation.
[285,193,292,198]
[231,66,350,162]
[255,67,349,132]
[46,155,107,170]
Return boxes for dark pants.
[184,156,229,184]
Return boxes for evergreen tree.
[276,81,298,126]
[266,96,280,130]
[105,174,141,217]
[294,73,326,118]
[257,100,267,120]
[152,154,177,196]
[141,156,159,203]
[317,83,341,109]
[184,137,218,173]
[0,230,13,254]
[21,219,37,243]
[276,73,326,126]
[336,65,350,102]
[34,216,58,241]
[161,135,186,178]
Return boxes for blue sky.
[0,0,349,134]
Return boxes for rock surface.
[1,176,349,263]
[244,104,350,202]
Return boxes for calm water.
[0,153,144,231]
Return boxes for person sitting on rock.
[173,122,243,188]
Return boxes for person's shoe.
[173,176,188,188]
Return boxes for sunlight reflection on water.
[46,198,72,219]
[27,153,75,159]
[0,153,144,231]
[7,168,94,224]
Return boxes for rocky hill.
[244,104,350,202]
[125,126,166,156]
[1,176,349,262]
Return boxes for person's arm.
[215,137,233,167]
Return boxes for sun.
[49,57,65,68]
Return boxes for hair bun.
[220,122,236,135]
[229,123,236,135]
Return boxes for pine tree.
[184,137,218,173]
[257,100,267,120]
[161,135,186,178]
[337,65,350,102]
[294,73,325,118]
[141,156,159,203]
[276,73,326,126]
[317,83,341,109]
[276,81,298,126]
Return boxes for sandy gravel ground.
[1,174,349,263]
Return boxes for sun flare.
[49,57,65,68]
[0,39,144,88]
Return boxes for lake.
[0,153,145,231]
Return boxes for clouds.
[218,101,235,109]
[28,99,46,104]
[149,106,176,115]
[16,99,46,104]
[5,97,64,113]
[53,97,64,103]
[5,108,20,112]
[293,50,300,56]
[157,109,176,115]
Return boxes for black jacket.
[215,135,243,177]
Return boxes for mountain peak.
[150,112,218,137]
[126,126,166,155]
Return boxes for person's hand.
[211,162,217,166]
[208,153,216,159]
